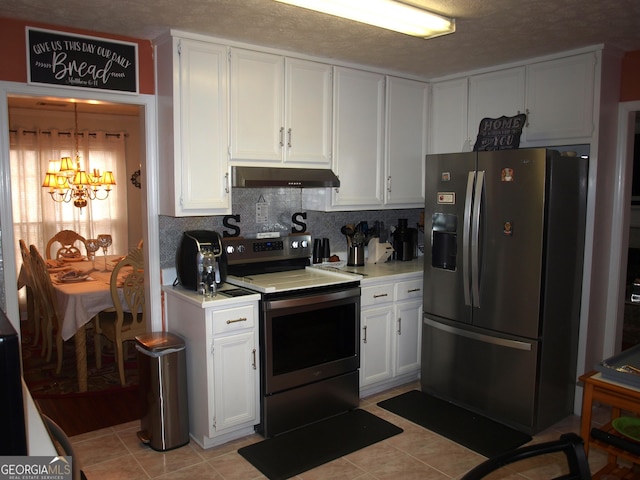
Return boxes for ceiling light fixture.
[42,103,116,209]
[274,0,455,38]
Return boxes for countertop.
[163,258,423,305]
[313,257,423,284]
[162,283,261,308]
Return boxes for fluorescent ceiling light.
[274,0,455,38]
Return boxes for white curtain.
[10,127,128,266]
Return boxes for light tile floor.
[71,381,613,479]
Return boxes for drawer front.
[396,278,423,301]
[361,283,395,307]
[211,305,255,335]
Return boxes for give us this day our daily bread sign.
[26,27,138,94]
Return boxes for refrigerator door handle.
[471,170,485,307]
[424,317,532,351]
[463,171,475,306]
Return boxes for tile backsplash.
[158,187,423,268]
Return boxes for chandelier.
[41,103,116,209]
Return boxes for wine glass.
[85,238,100,271]
[97,234,113,271]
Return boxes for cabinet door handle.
[287,128,292,148]
[518,109,530,127]
[397,317,402,335]
[363,325,367,344]
[407,288,421,293]
[387,176,392,193]
[252,348,257,370]
[279,127,285,147]
[224,172,229,194]
[373,293,388,299]
[226,317,247,324]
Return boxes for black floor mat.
[377,390,531,458]
[238,409,403,480]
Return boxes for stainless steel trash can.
[135,332,189,451]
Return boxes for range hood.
[231,166,340,188]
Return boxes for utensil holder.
[347,245,364,266]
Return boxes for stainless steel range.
[223,234,361,437]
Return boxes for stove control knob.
[225,245,235,255]
[237,244,246,253]
[291,240,300,249]
[301,240,309,248]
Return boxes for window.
[10,127,128,265]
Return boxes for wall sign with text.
[473,113,526,151]
[26,27,139,94]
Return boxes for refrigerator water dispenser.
[431,213,457,271]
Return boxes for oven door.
[262,284,361,395]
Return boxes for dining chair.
[28,244,65,373]
[460,433,591,480]
[41,414,88,480]
[19,239,43,348]
[46,230,87,260]
[94,247,146,386]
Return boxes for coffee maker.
[392,219,418,261]
[176,230,227,294]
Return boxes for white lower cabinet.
[212,330,257,433]
[359,275,423,397]
[165,290,259,449]
[394,298,422,376]
[361,304,394,387]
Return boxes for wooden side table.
[579,370,640,478]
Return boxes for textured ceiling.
[2,0,640,79]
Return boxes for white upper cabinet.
[285,58,333,166]
[385,77,427,207]
[156,35,231,216]
[428,78,468,154]
[155,32,600,213]
[467,67,526,147]
[328,67,386,209]
[429,51,598,154]
[524,52,597,142]
[431,68,526,154]
[229,49,332,167]
[229,49,283,163]
[304,71,426,211]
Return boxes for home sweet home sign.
[26,27,138,94]
[473,113,526,151]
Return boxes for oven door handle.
[263,287,360,310]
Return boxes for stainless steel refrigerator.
[421,148,588,434]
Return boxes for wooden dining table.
[50,254,126,392]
